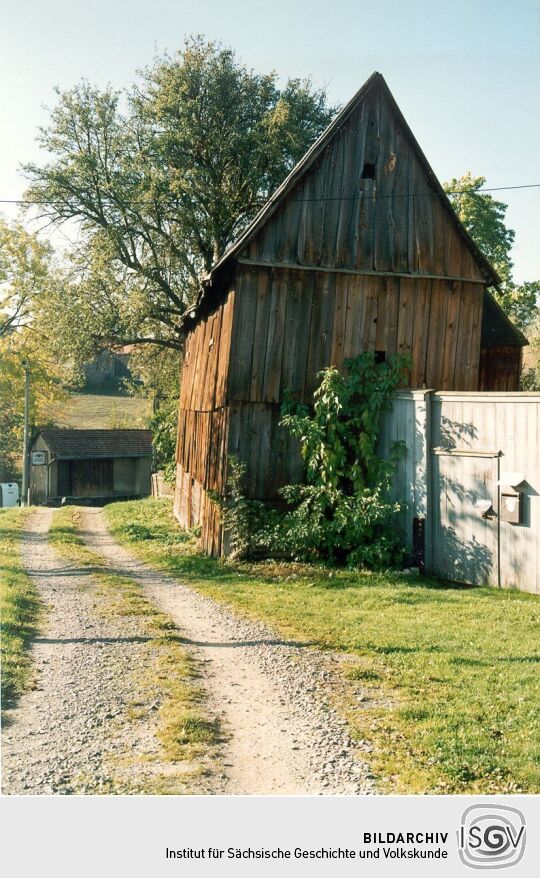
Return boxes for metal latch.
[475,500,497,519]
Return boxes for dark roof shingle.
[481,292,528,349]
[37,429,153,459]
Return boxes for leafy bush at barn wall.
[220,353,410,568]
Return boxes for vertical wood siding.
[175,291,235,553]
[222,267,484,509]
[246,88,484,281]
[228,266,483,405]
[479,346,523,391]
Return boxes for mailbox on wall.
[498,472,525,525]
[501,492,523,524]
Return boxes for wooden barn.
[174,72,526,555]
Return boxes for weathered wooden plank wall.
[179,291,235,412]
[229,266,483,407]
[245,88,484,281]
[222,265,484,505]
[227,401,304,499]
[175,290,235,551]
[479,346,523,391]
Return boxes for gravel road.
[81,508,373,795]
[1,509,203,795]
[2,507,373,795]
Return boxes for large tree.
[0,333,67,481]
[23,37,336,355]
[444,173,539,328]
[0,225,65,478]
[521,314,540,390]
[0,218,68,479]
[0,218,52,339]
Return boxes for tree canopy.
[0,218,52,339]
[0,219,66,479]
[444,173,539,328]
[23,37,336,354]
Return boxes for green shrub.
[268,478,405,568]
[220,353,409,569]
[149,400,178,483]
[259,353,409,568]
[210,457,268,559]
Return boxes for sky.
[1,0,539,281]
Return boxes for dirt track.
[2,508,373,795]
[1,509,189,794]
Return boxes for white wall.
[380,391,540,594]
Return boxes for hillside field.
[52,394,152,429]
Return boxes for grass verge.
[105,497,540,794]
[49,506,219,792]
[0,507,42,717]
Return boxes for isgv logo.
[458,804,526,869]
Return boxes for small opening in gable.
[361,162,376,180]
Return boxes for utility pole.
[21,360,30,506]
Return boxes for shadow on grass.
[0,524,26,542]
[313,574,480,594]
[158,551,487,606]
[451,654,540,668]
[365,643,446,656]
[116,523,192,544]
[157,554,255,588]
[1,601,42,717]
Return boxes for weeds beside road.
[0,508,42,715]
[106,497,540,794]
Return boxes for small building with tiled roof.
[29,429,153,504]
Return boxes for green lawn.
[0,508,42,715]
[104,497,540,794]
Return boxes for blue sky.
[1,0,538,280]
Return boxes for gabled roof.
[481,292,528,348]
[36,429,153,459]
[182,72,500,329]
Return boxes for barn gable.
[185,72,498,329]
[239,76,492,281]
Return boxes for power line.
[287,184,540,204]
[0,183,539,207]
[476,184,540,192]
